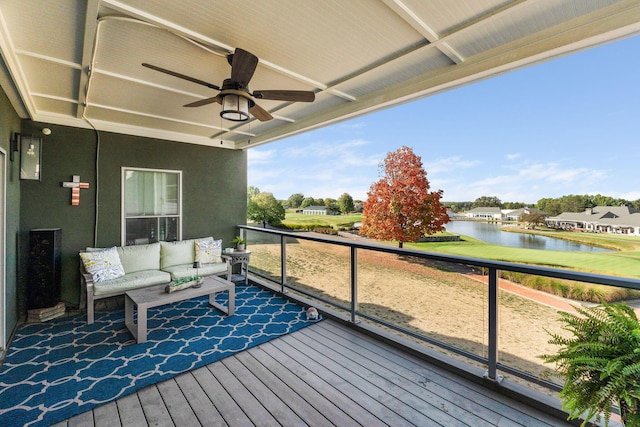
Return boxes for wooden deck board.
[283,326,460,426]
[207,359,280,426]
[221,356,307,426]
[93,401,121,427]
[296,324,495,426]
[156,378,201,426]
[173,371,228,426]
[136,385,173,427]
[60,319,574,426]
[233,350,333,425]
[248,344,362,426]
[191,366,251,426]
[317,320,563,426]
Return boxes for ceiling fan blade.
[252,90,315,102]
[249,103,273,121]
[142,63,220,90]
[230,48,258,86]
[184,96,222,108]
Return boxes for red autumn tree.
[361,146,449,248]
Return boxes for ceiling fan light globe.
[221,94,250,121]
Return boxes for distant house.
[302,205,339,216]
[464,207,502,220]
[546,206,640,235]
[503,207,547,221]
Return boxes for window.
[122,167,181,245]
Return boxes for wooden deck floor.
[52,319,573,427]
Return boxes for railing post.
[485,267,502,383]
[280,234,287,294]
[350,246,359,323]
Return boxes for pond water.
[445,220,612,252]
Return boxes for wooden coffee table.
[125,275,235,343]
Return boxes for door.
[0,148,6,349]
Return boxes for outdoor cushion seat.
[81,237,232,324]
[93,270,171,296]
[162,262,228,280]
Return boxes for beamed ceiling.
[1,0,639,150]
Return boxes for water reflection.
[445,221,611,252]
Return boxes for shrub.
[498,272,639,303]
[313,227,338,235]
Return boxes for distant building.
[546,206,640,236]
[502,207,546,221]
[464,207,502,220]
[302,205,339,215]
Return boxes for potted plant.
[541,302,640,426]
[231,235,246,252]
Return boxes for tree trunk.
[398,241,403,248]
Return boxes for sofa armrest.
[225,256,232,281]
[80,270,93,310]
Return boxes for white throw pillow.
[195,238,222,263]
[80,247,125,283]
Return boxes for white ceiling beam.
[92,68,207,99]
[77,0,99,118]
[85,101,255,137]
[0,7,37,117]
[380,0,465,64]
[320,0,531,100]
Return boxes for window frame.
[121,166,182,246]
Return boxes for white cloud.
[247,148,276,165]
[425,156,481,175]
[506,153,521,160]
[438,160,612,203]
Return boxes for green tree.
[324,198,337,208]
[503,201,525,210]
[472,196,502,208]
[247,186,260,204]
[520,211,546,229]
[558,194,589,213]
[287,193,305,208]
[300,197,315,208]
[361,146,449,248]
[537,197,563,216]
[338,193,354,214]
[247,192,285,227]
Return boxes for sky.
[248,34,640,205]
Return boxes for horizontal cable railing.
[238,225,640,390]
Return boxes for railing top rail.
[239,225,640,290]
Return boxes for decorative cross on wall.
[62,175,90,206]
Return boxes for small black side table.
[222,250,251,285]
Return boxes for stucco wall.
[18,121,247,313]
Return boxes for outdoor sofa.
[80,237,231,324]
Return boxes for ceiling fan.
[142,48,315,122]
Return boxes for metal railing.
[238,225,640,389]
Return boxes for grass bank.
[281,212,362,230]
[402,237,640,278]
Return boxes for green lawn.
[282,212,362,229]
[281,212,640,279]
[403,238,640,278]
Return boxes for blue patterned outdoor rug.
[0,284,319,426]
